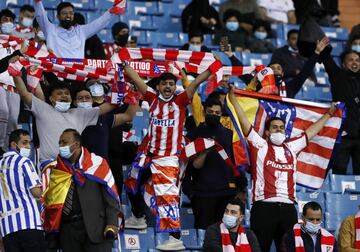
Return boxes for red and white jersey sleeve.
[147,90,190,156]
[246,127,307,203]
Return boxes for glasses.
[60,11,74,16]
[76,95,92,101]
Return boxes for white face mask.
[159,93,174,102]
[21,17,33,28]
[305,221,321,234]
[269,132,286,145]
[222,214,238,229]
[37,30,45,41]
[1,22,15,34]
[16,144,31,158]
[188,43,201,52]
[77,102,92,109]
[59,144,74,159]
[89,83,104,97]
[54,101,71,113]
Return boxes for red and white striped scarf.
[220,223,251,252]
[15,25,33,34]
[355,211,360,249]
[279,81,287,97]
[293,223,335,252]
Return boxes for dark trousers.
[59,219,112,252]
[333,137,360,175]
[3,229,46,252]
[250,201,298,252]
[191,195,234,229]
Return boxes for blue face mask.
[54,101,71,113]
[189,43,201,52]
[351,45,360,53]
[254,31,267,40]
[59,144,74,159]
[77,102,92,109]
[222,214,238,229]
[226,21,239,32]
[305,221,321,234]
[1,22,14,34]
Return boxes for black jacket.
[281,226,338,252]
[321,52,360,138]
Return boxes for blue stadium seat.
[180,207,194,229]
[212,51,232,66]
[241,53,271,66]
[300,85,317,102]
[132,30,151,47]
[42,0,60,9]
[120,227,156,251]
[153,15,182,33]
[322,27,349,41]
[130,16,157,31]
[182,229,202,250]
[86,10,101,23]
[297,192,325,216]
[314,86,332,102]
[330,174,360,193]
[127,1,162,16]
[154,32,182,48]
[94,0,113,10]
[203,34,213,46]
[6,0,29,8]
[97,28,113,43]
[330,41,345,57]
[169,1,189,17]
[131,110,149,141]
[197,229,206,248]
[325,193,359,216]
[315,71,329,86]
[271,23,284,40]
[180,192,191,207]
[230,76,247,90]
[71,0,95,10]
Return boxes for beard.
[60,20,73,29]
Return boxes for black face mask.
[274,74,283,85]
[205,114,220,128]
[115,34,129,47]
[60,20,73,30]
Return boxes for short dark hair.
[203,96,223,110]
[189,30,204,42]
[9,129,30,148]
[223,9,241,23]
[62,129,82,145]
[72,87,91,101]
[340,50,359,64]
[158,72,177,84]
[73,12,86,25]
[111,21,129,39]
[0,9,16,21]
[302,201,322,216]
[20,4,35,13]
[227,197,245,215]
[287,29,299,40]
[47,79,71,97]
[57,2,74,15]
[265,117,285,130]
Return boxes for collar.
[2,149,19,158]
[159,93,174,102]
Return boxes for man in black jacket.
[183,97,247,229]
[321,49,360,174]
[203,197,261,252]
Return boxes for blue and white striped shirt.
[0,150,42,237]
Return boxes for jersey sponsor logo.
[266,160,294,170]
[151,118,175,127]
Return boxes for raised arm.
[228,87,252,136]
[123,65,148,95]
[186,69,212,99]
[81,10,114,39]
[305,104,336,140]
[99,103,117,116]
[34,0,52,35]
[13,76,32,107]
[113,103,140,127]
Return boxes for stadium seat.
[241,53,272,66]
[120,227,156,251]
[130,16,157,31]
[6,0,29,8]
[42,0,59,9]
[87,10,101,23]
[127,1,162,16]
[314,86,332,102]
[212,51,232,66]
[154,32,182,48]
[132,30,151,47]
[153,15,182,33]
[97,28,113,43]
[94,0,113,10]
[71,0,95,10]
[297,192,325,216]
[322,27,349,41]
[300,85,317,102]
[271,23,284,40]
[330,41,345,57]
[330,174,360,193]
[180,207,195,229]
[315,71,329,86]
[325,193,359,216]
[168,1,188,18]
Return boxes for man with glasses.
[34,1,120,58]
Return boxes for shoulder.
[206,222,221,233]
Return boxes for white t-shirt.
[31,96,100,162]
[257,0,295,23]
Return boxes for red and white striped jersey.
[144,87,190,156]
[247,127,308,203]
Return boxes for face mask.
[351,45,360,53]
[37,30,45,41]
[205,114,221,128]
[60,20,73,30]
[269,132,286,145]
[115,34,129,47]
[1,22,15,34]
[16,144,31,158]
[189,43,201,52]
[274,74,283,84]
[21,17,33,28]
[305,221,321,234]
[89,83,104,97]
[254,31,267,40]
[222,214,238,229]
[159,93,174,102]
[59,144,74,159]
[54,101,71,113]
[77,102,92,109]
[226,21,239,32]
